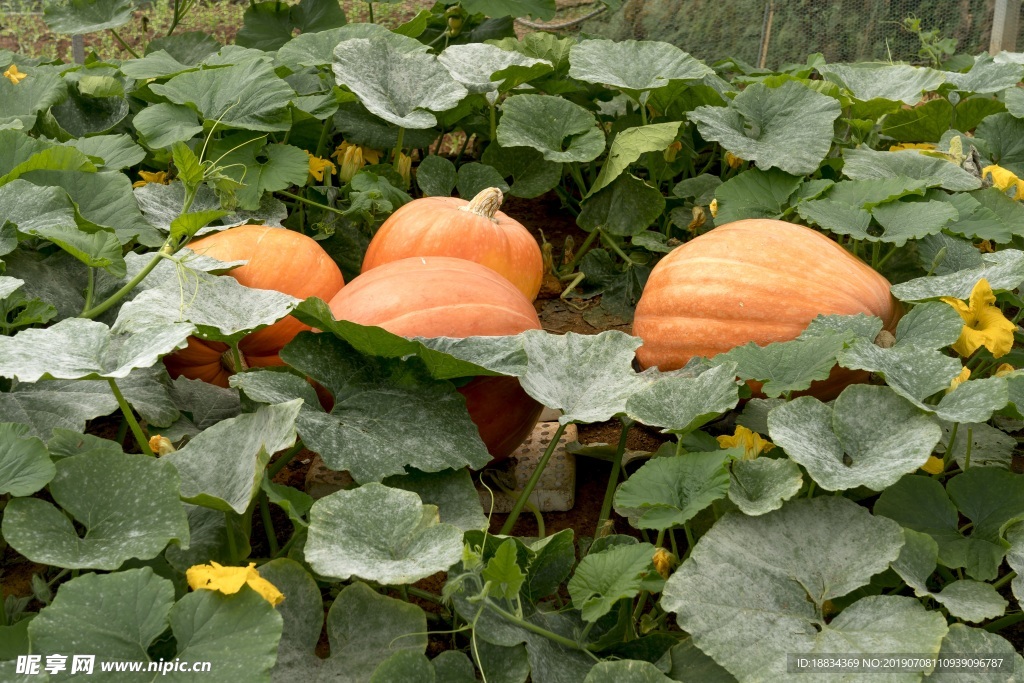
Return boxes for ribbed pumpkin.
[163,225,344,387]
[361,187,544,301]
[633,219,902,400]
[328,256,543,461]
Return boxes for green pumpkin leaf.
[1005,522,1024,608]
[663,497,925,682]
[456,162,509,199]
[891,249,1024,300]
[0,318,191,382]
[236,336,492,483]
[0,67,66,130]
[133,102,204,149]
[332,34,466,129]
[568,541,655,622]
[712,167,802,223]
[768,386,941,492]
[415,154,457,197]
[307,483,463,585]
[880,98,952,142]
[943,187,1024,243]
[28,568,175,668]
[235,0,347,51]
[689,81,841,176]
[819,63,944,104]
[62,133,144,171]
[568,38,711,97]
[727,457,803,517]
[383,467,488,532]
[577,173,664,235]
[584,661,674,683]
[439,43,551,104]
[163,400,300,514]
[613,451,731,530]
[0,422,55,497]
[265,574,427,680]
[588,122,680,196]
[43,0,133,34]
[150,60,295,133]
[0,380,118,440]
[976,112,1024,176]
[517,329,643,425]
[483,538,528,600]
[841,147,981,192]
[624,362,739,434]
[497,93,605,163]
[461,0,555,19]
[1,450,188,569]
[112,253,299,345]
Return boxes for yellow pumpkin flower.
[186,561,284,606]
[995,363,1016,377]
[148,435,175,456]
[725,151,744,169]
[663,140,682,163]
[332,141,380,165]
[888,142,937,152]
[709,198,718,218]
[947,367,970,393]
[395,151,412,187]
[3,64,26,85]
[982,165,1024,200]
[336,144,363,183]
[940,278,1017,358]
[976,240,995,254]
[717,425,775,460]
[307,152,336,182]
[652,547,676,580]
[920,456,945,475]
[131,170,171,188]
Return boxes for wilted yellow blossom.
[186,561,284,606]
[725,151,744,169]
[3,64,26,85]
[332,141,379,164]
[132,170,170,188]
[717,425,775,460]
[995,363,1016,377]
[947,367,970,393]
[663,140,682,163]
[941,278,1017,358]
[688,205,706,232]
[976,240,995,253]
[395,152,412,187]
[983,165,1024,200]
[888,142,937,152]
[307,152,336,182]
[920,456,945,475]
[709,198,718,218]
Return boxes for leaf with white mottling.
[767,386,941,491]
[306,483,463,585]
[891,249,1024,300]
[0,318,192,382]
[728,457,803,517]
[1,450,188,569]
[689,81,840,176]
[332,36,467,129]
[661,497,921,683]
[163,400,300,514]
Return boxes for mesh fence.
[580,0,1013,68]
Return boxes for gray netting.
[581,0,1012,68]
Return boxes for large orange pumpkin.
[361,187,544,301]
[327,256,543,461]
[163,225,344,387]
[633,219,902,400]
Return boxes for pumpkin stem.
[221,347,249,374]
[462,187,503,221]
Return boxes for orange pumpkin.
[633,219,902,400]
[163,225,345,387]
[361,187,544,301]
[328,256,543,461]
